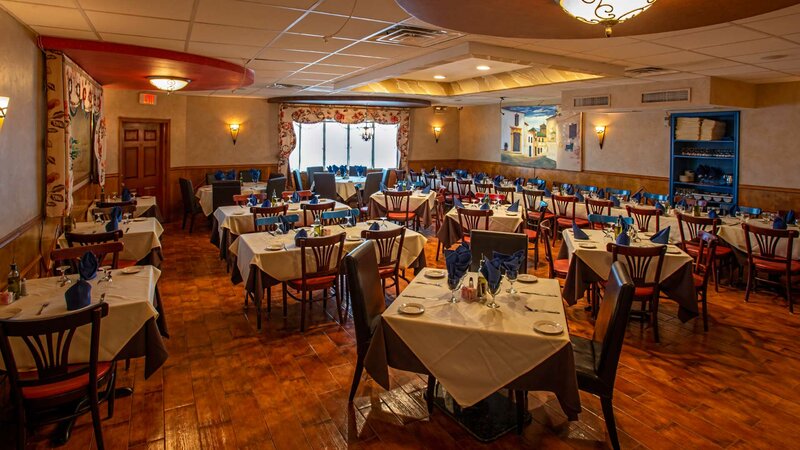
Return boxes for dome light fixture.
[147,76,191,93]
[556,0,657,37]
[476,65,491,71]
[433,75,446,80]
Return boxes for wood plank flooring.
[3,220,800,449]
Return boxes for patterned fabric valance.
[277,104,410,176]
[44,51,107,218]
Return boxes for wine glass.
[57,265,71,286]
[99,265,113,283]
[506,268,518,294]
[379,216,388,228]
[447,276,463,304]
[123,212,132,224]
[94,212,104,223]
[486,280,502,309]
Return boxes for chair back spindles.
[552,194,577,219]
[626,205,662,232]
[362,227,405,268]
[252,204,289,232]
[297,234,346,283]
[301,202,335,225]
[457,207,492,237]
[676,213,720,246]
[607,243,666,289]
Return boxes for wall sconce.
[433,126,442,143]
[0,97,9,119]
[595,125,606,149]
[228,123,240,145]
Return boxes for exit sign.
[139,93,157,105]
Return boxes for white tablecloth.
[0,266,160,370]
[196,182,267,216]
[370,190,436,214]
[60,218,164,262]
[85,196,158,221]
[230,221,426,284]
[717,219,800,260]
[335,176,366,201]
[380,268,569,406]
[446,203,523,233]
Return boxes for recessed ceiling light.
[476,65,491,71]
[433,75,446,79]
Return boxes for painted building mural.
[499,105,581,171]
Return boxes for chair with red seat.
[607,243,666,342]
[382,190,418,231]
[285,233,346,331]
[474,192,505,204]
[361,227,406,297]
[742,223,800,313]
[0,302,117,450]
[625,205,662,233]
[233,193,266,206]
[456,207,492,246]
[495,184,517,204]
[521,204,550,269]
[677,212,733,291]
[552,194,590,245]
[586,198,613,229]
[64,230,137,268]
[282,190,313,201]
[252,204,289,232]
[456,178,475,201]
[692,231,718,331]
[540,224,569,279]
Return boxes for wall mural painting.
[499,106,582,171]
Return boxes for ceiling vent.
[625,66,678,77]
[269,83,303,90]
[368,25,463,48]
[573,95,610,108]
[641,88,691,104]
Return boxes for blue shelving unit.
[669,111,740,207]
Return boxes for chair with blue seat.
[254,214,299,230]
[605,188,631,202]
[642,192,669,206]
[321,209,360,226]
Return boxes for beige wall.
[409,106,459,162]
[583,110,671,177]
[459,104,502,162]
[0,8,43,239]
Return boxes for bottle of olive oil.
[477,257,488,300]
[7,262,21,299]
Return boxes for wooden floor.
[3,220,800,450]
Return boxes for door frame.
[118,118,171,221]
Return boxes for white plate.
[398,303,425,315]
[534,320,564,335]
[517,274,538,283]
[346,235,363,242]
[0,307,22,319]
[121,266,142,275]
[265,244,284,251]
[133,218,147,222]
[666,246,682,254]
[505,211,518,216]
[425,270,446,279]
[579,243,597,249]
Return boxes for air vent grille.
[368,25,463,48]
[641,89,690,104]
[573,95,610,108]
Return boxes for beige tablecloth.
[716,219,800,260]
[335,176,365,201]
[196,182,268,216]
[60,218,164,263]
[85,196,160,221]
[438,204,524,248]
[365,269,579,414]
[0,266,161,371]
[368,190,437,228]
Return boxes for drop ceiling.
[402,57,528,82]
[1,0,800,104]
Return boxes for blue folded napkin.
[493,175,503,184]
[708,209,718,219]
[514,177,524,186]
[655,202,665,212]
[507,200,519,213]
[226,169,236,180]
[278,215,293,232]
[380,182,387,191]
[676,198,688,208]
[121,187,132,202]
[454,197,464,208]
[421,185,431,194]
[616,231,630,246]
[572,222,589,240]
[565,185,574,195]
[260,199,271,208]
[611,196,621,207]
[248,193,258,206]
[597,188,604,198]
[105,206,121,232]
[493,249,525,275]
[445,243,472,282]
[65,280,92,311]
[291,191,300,203]
[539,200,549,213]
[632,191,642,202]
[309,195,319,205]
[650,226,670,245]
[544,187,552,197]
[475,173,485,182]
[250,169,261,182]
[515,185,523,193]
[786,210,795,224]
[774,216,788,229]
[480,257,503,292]
[215,170,225,181]
[369,221,380,231]
[79,251,98,281]
[479,202,490,210]
[575,191,584,202]
[294,228,308,244]
[729,204,739,216]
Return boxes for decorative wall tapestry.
[44,51,107,218]
[277,104,410,178]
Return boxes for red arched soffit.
[38,37,254,91]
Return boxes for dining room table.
[84,195,161,221]
[60,217,165,266]
[558,228,699,322]
[335,175,366,201]
[364,268,580,440]
[369,188,438,228]
[228,220,428,329]
[195,181,268,216]
[437,202,525,248]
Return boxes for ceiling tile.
[303,63,361,75]
[190,23,277,46]
[289,72,338,82]
[523,37,638,54]
[727,47,800,64]
[674,58,742,72]
[616,51,711,68]
[694,64,765,76]
[785,32,800,44]
[85,11,189,40]
[646,25,769,50]
[255,48,328,63]
[239,0,317,8]
[738,13,800,36]
[721,70,784,81]
[733,4,800,23]
[314,0,410,23]
[99,33,186,52]
[695,37,799,58]
[271,33,356,53]
[248,60,308,71]
[755,57,800,71]
[289,12,391,40]
[194,0,303,31]
[78,0,195,20]
[587,41,677,60]
[32,25,98,40]
[339,41,418,59]
[316,53,385,67]
[0,1,88,29]
[187,41,263,59]
[1,0,74,6]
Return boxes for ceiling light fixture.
[361,122,374,142]
[229,123,240,145]
[556,0,657,37]
[434,75,446,79]
[476,65,491,71]
[148,76,191,94]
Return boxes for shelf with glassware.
[669,111,739,207]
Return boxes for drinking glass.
[123,213,132,224]
[447,276,463,304]
[57,266,71,285]
[94,212,104,223]
[99,265,113,283]
[379,216,388,228]
[486,280,502,309]
[506,269,518,294]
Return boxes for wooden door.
[120,121,165,203]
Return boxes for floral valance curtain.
[277,104,410,176]
[44,50,107,218]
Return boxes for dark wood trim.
[268,96,430,108]
[0,216,42,249]
[119,118,171,223]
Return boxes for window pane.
[289,122,301,171]
[324,122,348,167]
[373,123,399,169]
[349,123,374,168]
[298,122,324,170]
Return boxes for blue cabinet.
[669,111,739,207]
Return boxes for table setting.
[369,186,437,227]
[59,216,164,265]
[85,195,160,221]
[335,175,366,201]
[437,199,524,248]
[196,181,268,216]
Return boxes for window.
[289,120,399,171]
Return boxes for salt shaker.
[20,278,27,297]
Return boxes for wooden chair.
[456,207,492,245]
[361,227,406,297]
[425,173,439,190]
[692,231,718,331]
[233,193,265,206]
[50,242,124,274]
[643,192,669,206]
[469,230,528,272]
[552,194,590,245]
[495,184,517,203]
[433,187,448,260]
[179,178,204,232]
[742,223,800,313]
[474,181,495,195]
[383,190,418,230]
[63,230,135,268]
[285,233,346,331]
[456,179,474,200]
[676,212,733,291]
[605,188,630,202]
[540,224,569,280]
[607,243,666,342]
[89,205,136,221]
[0,302,117,450]
[520,205,548,269]
[585,198,613,229]
[321,209,359,226]
[626,205,662,232]
[300,201,335,225]
[282,190,313,201]
[394,169,407,183]
[521,188,555,245]
[252,204,289,232]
